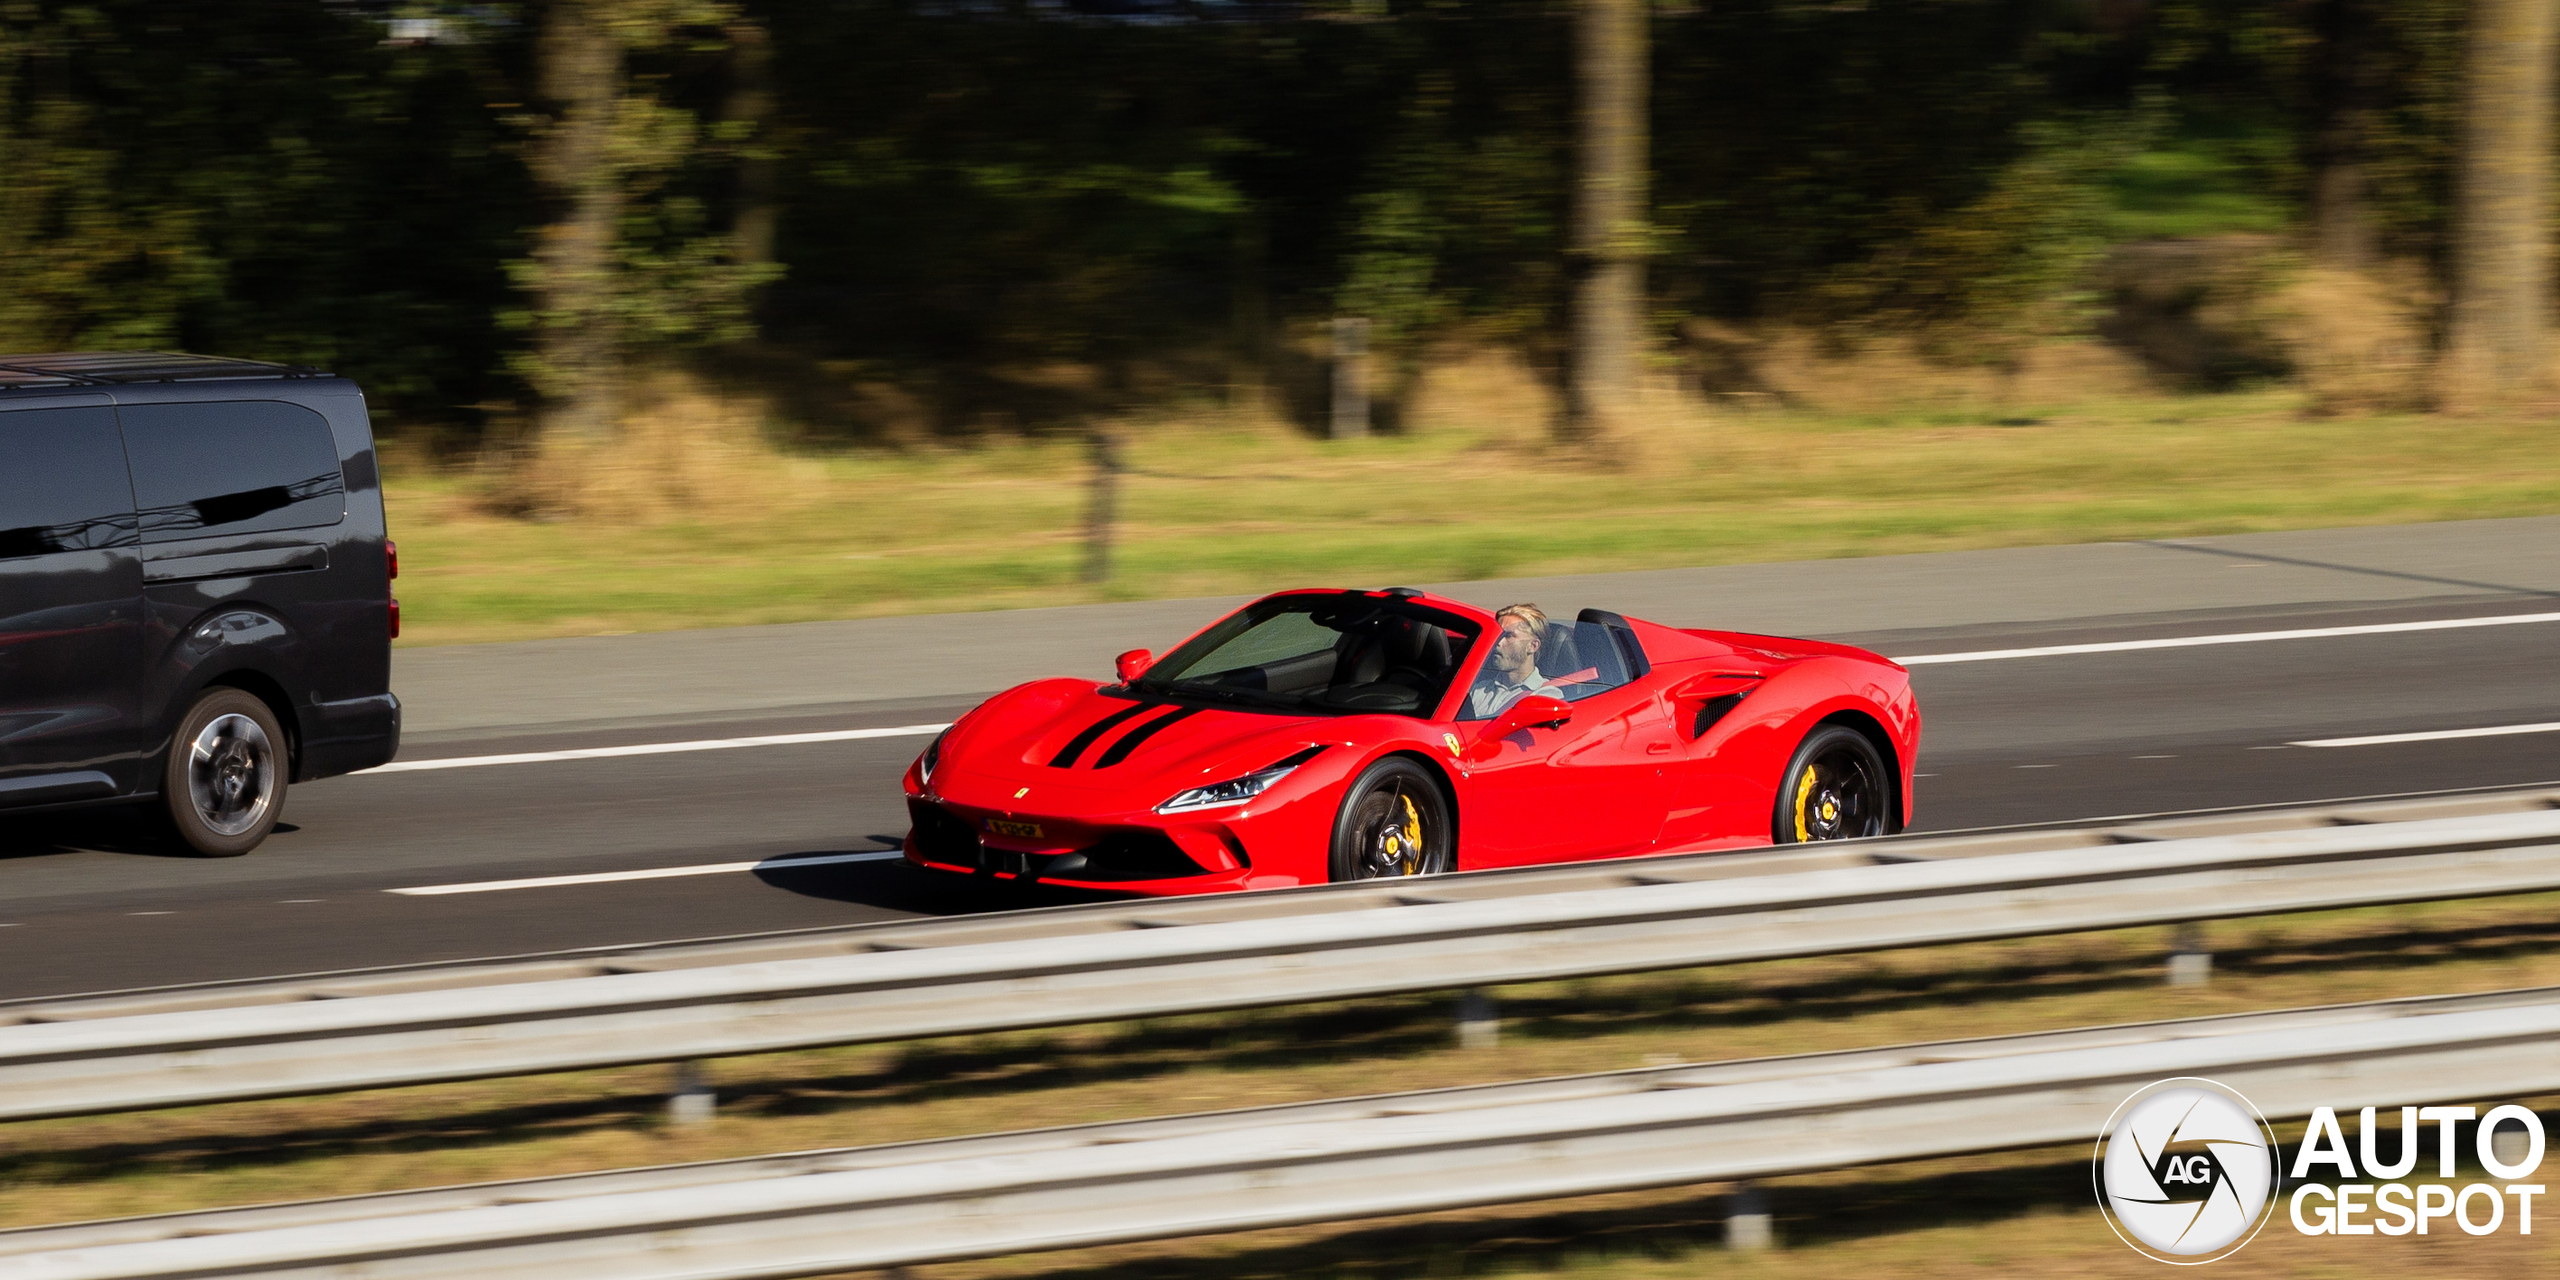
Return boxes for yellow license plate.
[987,819,1043,839]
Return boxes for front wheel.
[160,688,287,857]
[1328,757,1454,882]
[1771,725,1892,844]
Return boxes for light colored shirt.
[1465,670,1566,720]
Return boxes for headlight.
[1156,747,1324,814]
[918,730,947,785]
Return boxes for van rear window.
[120,401,345,543]
[0,406,138,559]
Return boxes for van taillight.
[386,540,399,579]
[389,597,401,640]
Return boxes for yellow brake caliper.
[1397,794,1424,873]
[1793,765,1818,842]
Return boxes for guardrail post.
[1457,988,1499,1049]
[1726,1182,1773,1249]
[669,1060,715,1125]
[2168,922,2212,987]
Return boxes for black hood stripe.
[1094,707,1202,767]
[1049,702,1159,768]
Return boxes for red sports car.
[903,587,1918,894]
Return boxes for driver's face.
[1494,619,1539,673]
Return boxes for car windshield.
[1132,594,1481,717]
[1455,605,1649,721]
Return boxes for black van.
[0,352,398,856]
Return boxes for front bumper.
[903,795,1267,895]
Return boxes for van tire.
[160,688,287,857]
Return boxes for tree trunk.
[2307,0,2382,270]
[1562,0,1647,448]
[725,16,777,271]
[531,0,625,444]
[2444,0,2558,405]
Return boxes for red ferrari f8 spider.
[903,587,1919,894]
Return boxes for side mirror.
[1503,694,1573,732]
[1465,695,1571,762]
[1115,649,1153,682]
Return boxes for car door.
[0,401,146,804]
[1457,679,1677,868]
[1653,670,1775,850]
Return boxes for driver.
[1465,603,1568,718]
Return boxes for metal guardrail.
[6,985,2557,1279]
[1,791,2559,1122]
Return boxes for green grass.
[383,387,2560,646]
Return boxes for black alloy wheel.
[160,687,288,857]
[1771,724,1892,844]
[1328,757,1454,882]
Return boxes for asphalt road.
[2,519,2556,1001]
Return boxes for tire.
[1327,756,1454,882]
[160,688,288,857]
[1771,724,1892,844]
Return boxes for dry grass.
[6,891,2560,1278]
[858,1141,2560,1280]
[380,355,2560,646]
[2267,264,2437,415]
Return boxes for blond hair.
[1494,603,1548,633]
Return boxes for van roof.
[0,351,329,389]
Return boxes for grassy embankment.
[7,892,2560,1277]
[385,379,2560,647]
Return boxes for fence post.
[2168,921,2212,987]
[1083,427,1121,584]
[1456,988,1499,1049]
[1726,1182,1774,1249]
[668,1060,715,1125]
[1330,316,1370,439]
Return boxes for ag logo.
[2095,1078,2280,1263]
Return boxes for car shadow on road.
[0,806,301,861]
[750,837,1139,917]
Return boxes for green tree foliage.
[0,0,527,418]
[506,0,778,443]
[0,0,2502,442]
[2135,0,2465,263]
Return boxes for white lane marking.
[1892,610,2560,666]
[363,723,951,774]
[2293,721,2560,749]
[386,850,907,897]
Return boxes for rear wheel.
[1328,757,1453,882]
[160,688,287,857]
[1771,725,1891,844]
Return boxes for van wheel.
[161,689,287,857]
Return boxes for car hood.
[950,679,1356,793]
